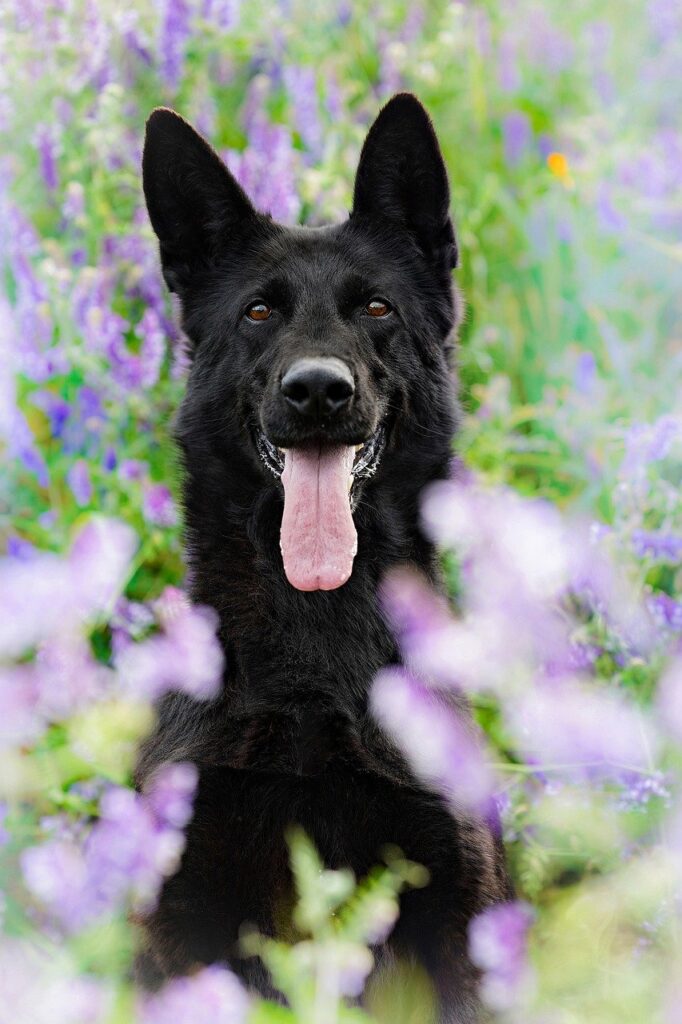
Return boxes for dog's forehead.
[250,221,399,293]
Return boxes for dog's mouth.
[256,426,386,592]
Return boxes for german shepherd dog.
[137,93,510,1022]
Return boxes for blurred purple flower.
[648,593,682,633]
[22,766,197,932]
[91,301,167,392]
[525,12,574,72]
[471,7,493,57]
[502,111,531,166]
[0,664,44,749]
[31,390,71,438]
[616,770,671,812]
[119,458,148,481]
[157,0,192,90]
[498,37,521,93]
[6,536,37,560]
[226,118,301,223]
[146,761,199,829]
[21,839,92,931]
[469,902,535,1011]
[34,635,111,721]
[143,482,178,527]
[648,0,682,42]
[67,460,93,507]
[631,529,682,563]
[116,587,223,700]
[574,351,597,395]
[68,517,138,616]
[110,596,155,657]
[336,1,352,26]
[380,568,473,688]
[34,123,60,193]
[371,667,495,815]
[14,427,50,486]
[202,0,241,31]
[325,73,343,122]
[0,518,136,659]
[138,965,249,1024]
[284,66,322,158]
[509,679,657,775]
[621,416,680,478]
[0,937,112,1023]
[596,183,627,234]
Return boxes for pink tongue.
[280,444,357,591]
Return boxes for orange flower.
[547,151,570,181]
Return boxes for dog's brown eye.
[246,302,271,321]
[366,299,391,317]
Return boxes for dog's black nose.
[281,358,354,419]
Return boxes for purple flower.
[67,517,138,617]
[158,0,192,90]
[226,118,301,223]
[574,351,597,395]
[67,460,93,507]
[146,761,199,829]
[31,390,71,438]
[63,181,85,223]
[119,458,148,481]
[34,123,60,193]
[22,770,198,932]
[596,183,627,234]
[621,416,681,477]
[616,770,671,812]
[497,36,521,93]
[508,679,657,776]
[284,66,322,158]
[502,111,531,167]
[0,519,133,659]
[21,839,92,930]
[6,536,37,560]
[0,664,44,749]
[648,593,682,633]
[0,938,112,1023]
[379,568,471,688]
[33,635,111,721]
[143,482,178,527]
[631,529,682,563]
[203,0,241,31]
[524,11,574,72]
[648,0,682,42]
[138,308,167,387]
[469,902,535,1011]
[138,965,249,1024]
[371,667,495,816]
[116,588,224,701]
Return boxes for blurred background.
[1,2,681,1022]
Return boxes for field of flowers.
[1,0,681,1021]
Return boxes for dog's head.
[142,94,459,592]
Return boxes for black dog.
[137,93,510,1022]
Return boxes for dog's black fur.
[136,93,511,1022]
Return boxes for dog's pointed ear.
[142,108,258,292]
[352,93,457,271]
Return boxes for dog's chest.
[224,577,398,706]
